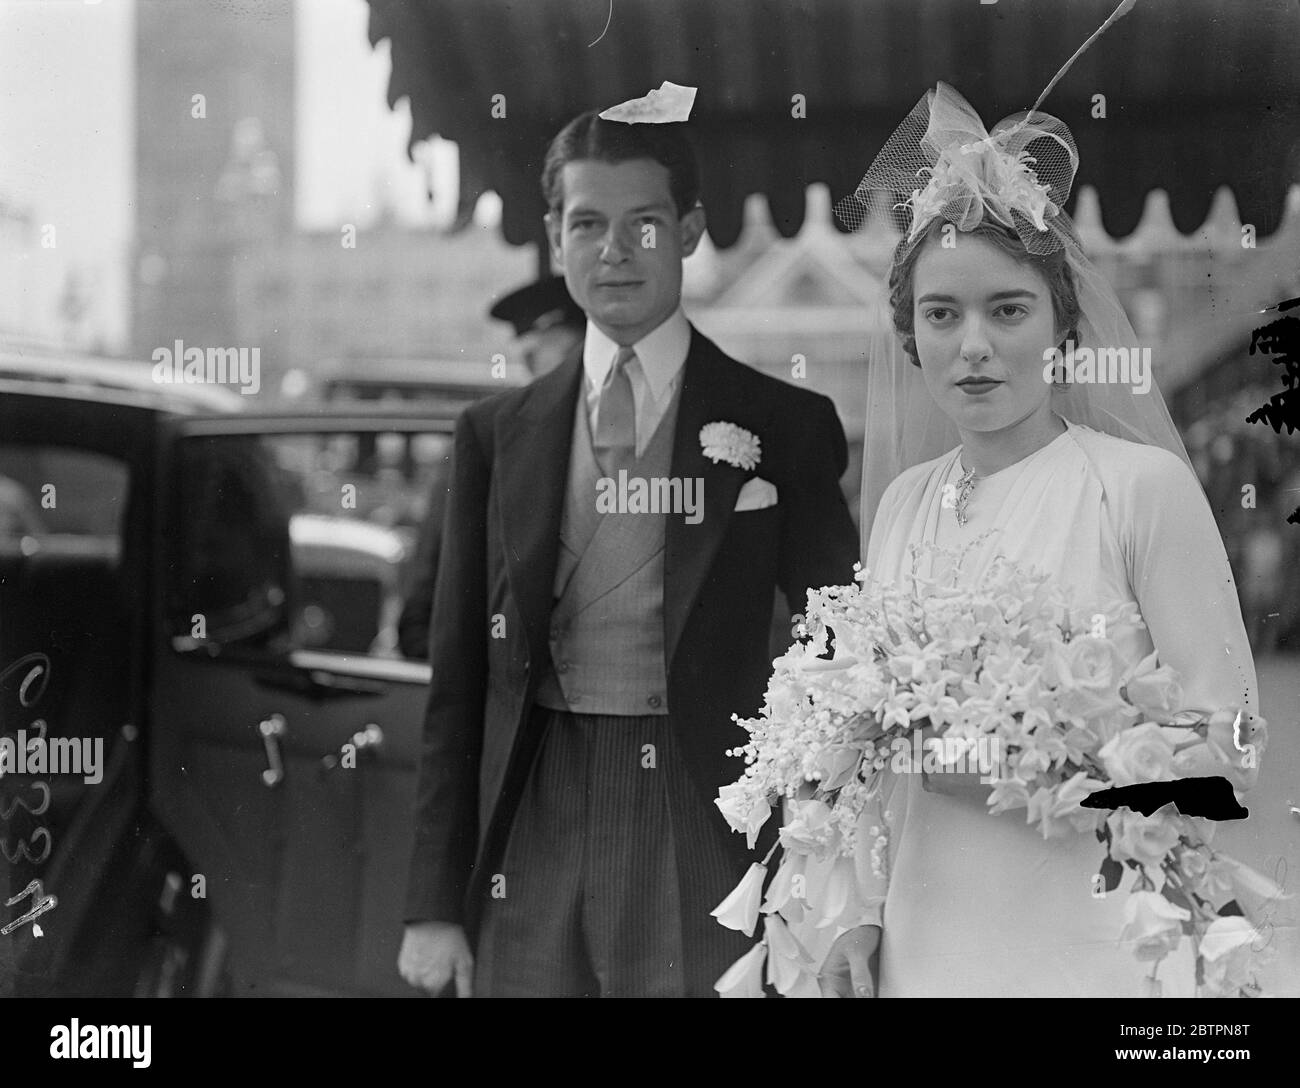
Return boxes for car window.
[0,445,127,560]
[265,430,453,658]
[168,436,294,653]
[168,429,452,660]
[0,444,132,861]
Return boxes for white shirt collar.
[582,307,691,401]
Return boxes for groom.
[398,110,859,997]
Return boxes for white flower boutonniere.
[700,422,761,471]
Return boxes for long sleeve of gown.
[1104,443,1266,789]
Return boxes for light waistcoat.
[533,381,683,716]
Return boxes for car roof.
[316,355,531,392]
[0,349,515,423]
[0,348,248,414]
[172,403,468,434]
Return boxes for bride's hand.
[817,926,881,998]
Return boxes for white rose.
[1107,807,1182,869]
[1055,636,1125,692]
[1119,890,1189,962]
[1122,653,1184,723]
[778,798,836,854]
[1098,722,1177,787]
[715,783,771,850]
[1049,638,1131,727]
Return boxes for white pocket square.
[734,477,778,512]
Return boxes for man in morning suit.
[397,109,859,997]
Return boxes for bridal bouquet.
[712,541,1278,998]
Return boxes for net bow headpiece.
[836,82,1081,258]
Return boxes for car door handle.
[320,724,384,772]
[259,714,287,787]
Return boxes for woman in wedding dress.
[795,83,1266,998]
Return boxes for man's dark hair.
[541,110,701,219]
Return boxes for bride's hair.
[887,218,1081,368]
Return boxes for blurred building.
[131,0,296,368]
[227,211,532,391]
[0,196,37,338]
[130,0,532,397]
[688,186,887,444]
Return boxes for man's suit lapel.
[664,329,751,669]
[496,347,584,667]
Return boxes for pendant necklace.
[953,462,979,526]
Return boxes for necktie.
[594,345,636,475]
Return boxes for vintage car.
[0,348,520,997]
[288,513,413,659]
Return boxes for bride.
[791,83,1266,998]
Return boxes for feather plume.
[1027,0,1139,121]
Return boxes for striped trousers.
[473,707,753,997]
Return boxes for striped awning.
[366,0,1300,249]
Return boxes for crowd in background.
[1183,386,1300,654]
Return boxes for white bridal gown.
[794,418,1260,998]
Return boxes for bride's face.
[911,234,1063,435]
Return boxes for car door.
[0,393,151,995]
[149,408,455,997]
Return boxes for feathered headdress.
[836,0,1137,258]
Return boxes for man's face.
[519,323,583,377]
[546,158,704,346]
